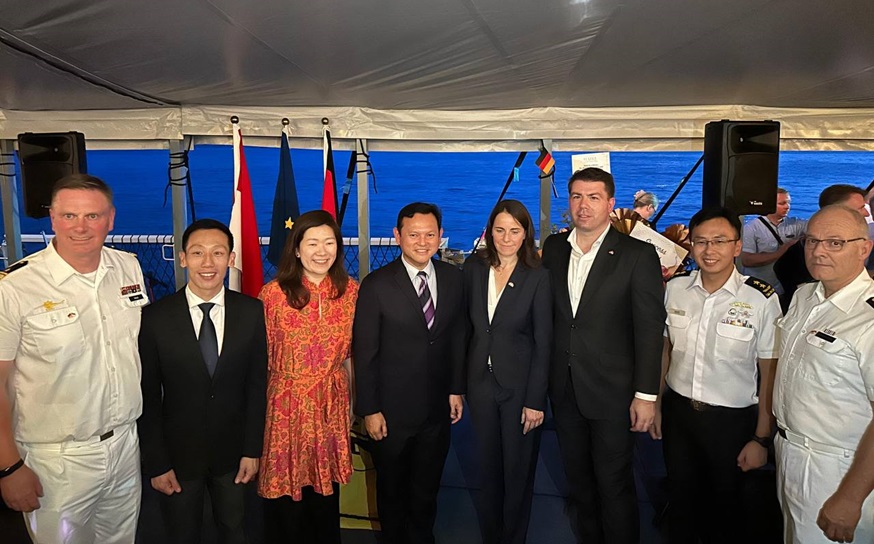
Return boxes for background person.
[773,204,874,543]
[541,167,666,544]
[353,202,466,544]
[0,174,146,543]
[464,199,552,544]
[632,190,659,223]
[257,211,358,544]
[741,187,806,299]
[137,218,267,544]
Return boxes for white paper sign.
[571,152,611,174]
[629,222,688,277]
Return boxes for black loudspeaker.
[702,120,780,215]
[17,132,88,218]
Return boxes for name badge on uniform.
[813,330,836,343]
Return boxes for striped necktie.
[417,271,436,329]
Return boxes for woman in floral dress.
[258,210,358,543]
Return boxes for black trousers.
[553,378,638,544]
[661,388,757,544]
[262,483,341,544]
[370,419,451,544]
[160,470,246,544]
[468,373,542,544]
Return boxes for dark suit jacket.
[541,227,666,419]
[137,288,268,480]
[353,258,466,431]
[463,255,552,411]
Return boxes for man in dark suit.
[354,202,466,544]
[541,168,666,544]
[137,218,267,544]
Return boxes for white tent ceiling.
[1,0,873,150]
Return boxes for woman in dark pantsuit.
[464,199,552,544]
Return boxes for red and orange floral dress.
[257,276,359,500]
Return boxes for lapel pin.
[508,282,515,288]
[608,250,615,255]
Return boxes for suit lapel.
[576,228,621,315]
[553,236,575,317]
[170,289,213,382]
[393,259,429,330]
[212,291,235,381]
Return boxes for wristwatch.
[750,435,773,449]
[0,459,24,479]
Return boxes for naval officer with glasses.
[650,207,782,543]
[774,204,874,544]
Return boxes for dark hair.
[276,210,348,310]
[478,199,541,269]
[396,202,442,232]
[688,207,742,239]
[819,184,865,208]
[182,219,234,252]
[567,167,615,198]
[51,174,113,206]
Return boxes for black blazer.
[541,227,666,419]
[353,258,466,431]
[137,288,268,480]
[463,255,552,411]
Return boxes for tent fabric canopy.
[1,0,873,150]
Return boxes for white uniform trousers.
[18,422,141,544]
[777,432,874,544]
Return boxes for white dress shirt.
[567,225,610,317]
[185,286,226,355]
[664,268,781,408]
[773,270,874,450]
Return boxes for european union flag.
[267,132,300,266]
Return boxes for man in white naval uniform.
[0,174,147,544]
[652,207,781,543]
[774,204,874,543]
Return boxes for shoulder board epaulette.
[867,297,874,310]
[0,260,28,280]
[667,269,692,282]
[745,276,776,299]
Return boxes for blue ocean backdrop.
[3,148,874,249]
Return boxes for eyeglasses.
[689,238,739,248]
[801,236,866,252]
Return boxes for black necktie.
[198,302,218,377]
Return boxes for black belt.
[667,388,750,413]
[99,430,114,441]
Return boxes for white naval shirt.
[0,242,148,444]
[773,270,874,451]
[664,268,781,408]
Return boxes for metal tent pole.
[539,139,553,246]
[356,139,371,278]
[0,140,23,265]
[169,138,190,290]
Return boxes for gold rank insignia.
[745,276,776,298]
[42,300,64,311]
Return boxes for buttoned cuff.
[635,392,658,402]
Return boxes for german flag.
[535,147,555,175]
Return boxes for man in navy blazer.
[137,219,267,544]
[354,202,466,544]
[541,168,666,544]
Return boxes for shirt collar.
[400,255,436,282]
[567,224,611,256]
[185,285,225,308]
[812,269,873,313]
[44,240,112,285]
[687,267,743,296]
